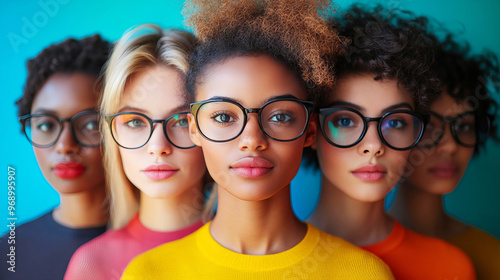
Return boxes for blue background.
[1,0,499,238]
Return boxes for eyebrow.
[32,108,95,115]
[324,101,413,114]
[206,94,300,106]
[117,104,190,115]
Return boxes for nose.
[146,123,173,156]
[55,122,79,154]
[238,114,269,152]
[435,123,458,155]
[357,122,384,157]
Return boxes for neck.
[308,174,393,246]
[54,186,108,228]
[210,184,306,255]
[139,186,204,232]
[388,181,468,238]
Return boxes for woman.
[64,24,213,280]
[306,5,476,280]
[122,0,393,279]
[389,34,500,280]
[0,35,109,280]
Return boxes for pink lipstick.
[429,162,459,178]
[54,162,85,179]
[351,164,387,182]
[142,164,178,180]
[230,157,274,178]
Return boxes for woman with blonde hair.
[64,24,213,280]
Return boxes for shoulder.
[310,225,395,279]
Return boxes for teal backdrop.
[1,0,499,238]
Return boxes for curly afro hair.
[15,34,110,117]
[182,0,345,104]
[303,4,442,168]
[329,4,441,111]
[433,35,499,154]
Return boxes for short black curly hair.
[303,4,442,167]
[433,35,499,154]
[182,0,345,104]
[15,34,110,118]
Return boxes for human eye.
[386,119,406,129]
[332,115,356,128]
[211,111,237,125]
[455,122,475,133]
[171,115,189,128]
[84,120,99,132]
[269,111,295,124]
[117,114,147,129]
[34,117,57,133]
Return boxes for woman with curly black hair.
[305,4,476,279]
[389,33,500,280]
[0,35,110,280]
[122,0,393,279]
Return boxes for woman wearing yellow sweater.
[122,0,393,279]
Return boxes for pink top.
[64,214,203,280]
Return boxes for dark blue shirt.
[0,210,106,280]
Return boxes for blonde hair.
[100,24,200,229]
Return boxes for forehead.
[197,55,307,106]
[329,74,414,113]
[31,72,98,115]
[430,92,473,117]
[120,66,186,116]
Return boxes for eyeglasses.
[418,111,482,148]
[19,110,100,148]
[318,107,428,150]
[105,112,195,149]
[190,98,314,142]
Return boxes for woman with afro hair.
[0,35,110,280]
[305,4,476,280]
[122,0,393,279]
[389,29,500,280]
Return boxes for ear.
[303,113,318,148]
[188,113,202,146]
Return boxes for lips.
[142,164,179,181]
[429,162,459,178]
[54,162,85,179]
[351,164,387,182]
[230,157,274,178]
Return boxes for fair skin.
[389,93,474,238]
[188,55,317,255]
[31,73,107,228]
[308,73,415,246]
[118,65,207,231]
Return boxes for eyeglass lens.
[24,112,100,147]
[110,113,193,149]
[322,109,424,149]
[419,112,476,148]
[195,100,309,142]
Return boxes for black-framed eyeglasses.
[19,110,100,148]
[190,97,314,142]
[318,107,428,150]
[105,112,195,149]
[418,111,483,148]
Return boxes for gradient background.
[1,0,499,238]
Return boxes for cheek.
[119,148,141,182]
[33,147,52,174]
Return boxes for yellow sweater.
[122,222,394,279]
[447,227,500,280]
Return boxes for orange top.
[362,221,476,280]
[447,227,500,280]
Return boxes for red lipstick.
[142,164,178,181]
[230,157,274,178]
[54,162,85,179]
[429,162,459,178]
[351,164,387,182]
